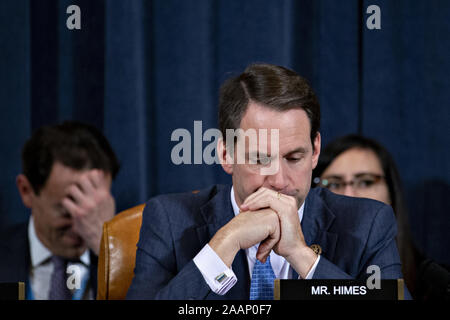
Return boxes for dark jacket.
[127,184,409,299]
[0,220,98,299]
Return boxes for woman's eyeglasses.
[314,173,385,192]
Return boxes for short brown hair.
[218,63,320,147]
[22,121,120,195]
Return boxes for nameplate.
[0,282,25,300]
[274,279,404,300]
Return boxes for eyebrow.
[354,172,383,178]
[323,172,383,179]
[322,174,344,180]
[246,147,308,158]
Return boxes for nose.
[342,185,356,197]
[266,162,288,191]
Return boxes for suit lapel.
[198,185,250,299]
[302,188,338,263]
[9,222,31,283]
[197,186,235,247]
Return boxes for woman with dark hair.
[313,135,407,221]
[312,134,448,300]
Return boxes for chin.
[51,245,86,260]
[58,237,87,259]
[65,245,88,260]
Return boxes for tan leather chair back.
[97,204,145,300]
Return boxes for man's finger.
[61,196,81,217]
[243,193,289,214]
[241,187,286,208]
[240,189,271,211]
[256,227,280,263]
[256,240,275,263]
[65,183,86,205]
[88,169,102,189]
[241,187,268,207]
[78,173,95,195]
[256,210,281,262]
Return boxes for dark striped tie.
[48,256,72,300]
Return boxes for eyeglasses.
[313,173,385,192]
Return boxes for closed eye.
[284,148,307,163]
[286,156,303,163]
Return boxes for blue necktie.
[249,255,276,300]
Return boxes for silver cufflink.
[215,272,228,283]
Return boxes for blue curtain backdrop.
[0,0,449,265]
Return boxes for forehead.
[239,101,311,152]
[323,148,384,176]
[39,162,87,198]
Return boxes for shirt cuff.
[298,255,321,279]
[193,244,237,295]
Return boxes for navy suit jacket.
[0,221,98,298]
[127,185,407,300]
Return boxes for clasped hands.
[209,187,317,278]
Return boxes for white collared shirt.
[193,186,320,296]
[28,216,92,300]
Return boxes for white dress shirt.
[28,216,92,300]
[193,186,320,295]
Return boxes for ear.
[311,132,321,170]
[217,137,233,175]
[16,174,36,208]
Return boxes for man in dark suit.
[0,121,119,299]
[127,63,408,299]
